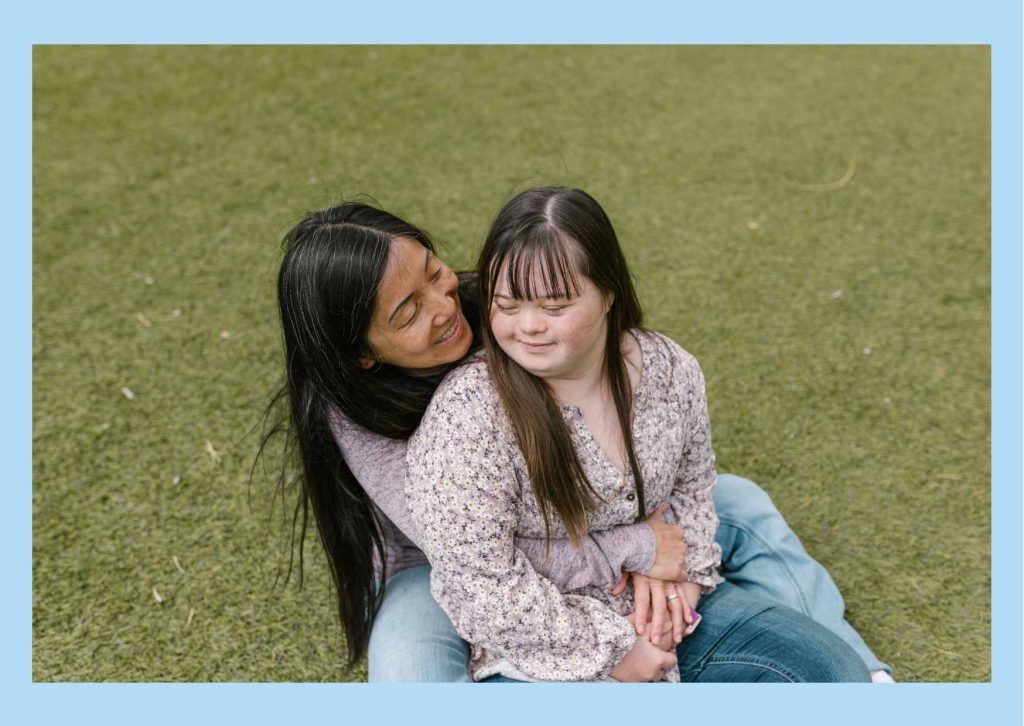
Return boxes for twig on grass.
[792,159,857,192]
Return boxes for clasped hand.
[607,577,701,682]
[607,504,703,682]
[613,503,701,646]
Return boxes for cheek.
[559,310,606,349]
[489,311,515,340]
[379,327,428,364]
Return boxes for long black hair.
[257,202,478,666]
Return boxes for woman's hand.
[634,573,693,645]
[613,572,700,645]
[644,503,687,582]
[608,633,679,682]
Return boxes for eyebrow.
[387,248,433,324]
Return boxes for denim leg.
[480,675,525,683]
[712,473,890,674]
[677,582,871,682]
[367,564,473,682]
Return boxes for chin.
[451,339,472,362]
[511,358,552,378]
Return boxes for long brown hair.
[477,187,646,546]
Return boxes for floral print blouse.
[327,413,657,590]
[406,330,723,682]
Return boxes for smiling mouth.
[520,340,553,350]
[435,315,461,344]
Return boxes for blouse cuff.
[590,521,657,577]
[594,615,640,681]
[620,522,657,574]
[688,566,725,595]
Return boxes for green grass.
[33,45,989,682]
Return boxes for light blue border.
[8,2,1020,725]
[0,0,1014,43]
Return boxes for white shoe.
[870,670,895,683]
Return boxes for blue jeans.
[673,582,870,682]
[367,473,887,682]
[483,583,870,683]
[712,474,888,674]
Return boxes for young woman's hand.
[644,503,687,582]
[633,573,693,644]
[608,633,679,682]
[613,572,700,645]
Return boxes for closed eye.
[398,269,445,328]
[399,308,418,328]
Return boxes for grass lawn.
[33,45,989,682]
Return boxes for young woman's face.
[489,257,611,381]
[364,236,473,374]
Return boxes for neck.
[402,364,448,378]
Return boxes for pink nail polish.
[683,613,701,636]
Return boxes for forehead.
[377,236,429,298]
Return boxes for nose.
[428,281,458,324]
[519,307,547,336]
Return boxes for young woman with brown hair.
[403,187,877,681]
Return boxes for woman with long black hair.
[261,200,892,681]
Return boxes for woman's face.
[489,255,611,381]
[363,236,473,374]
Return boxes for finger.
[663,650,679,672]
[682,611,702,638]
[648,579,666,644]
[633,576,650,634]
[678,586,693,625]
[655,648,678,681]
[611,571,628,597]
[649,502,670,522]
[666,585,686,643]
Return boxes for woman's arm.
[658,336,724,593]
[404,366,636,681]
[329,408,656,590]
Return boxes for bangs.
[488,225,584,301]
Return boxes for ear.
[357,355,377,370]
[604,291,615,313]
